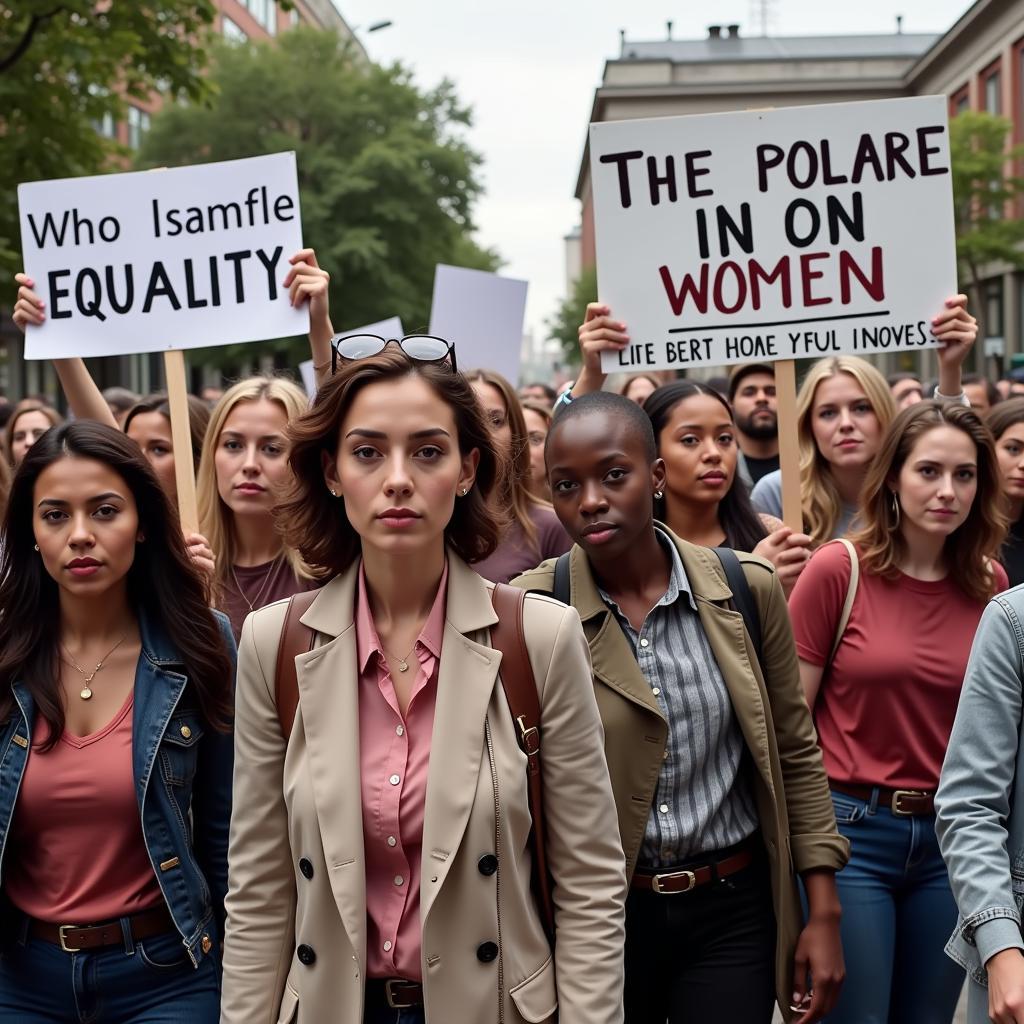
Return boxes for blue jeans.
[363,1004,426,1024]
[824,788,964,1024]
[0,925,219,1023]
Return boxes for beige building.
[574,0,1024,375]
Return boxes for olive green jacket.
[512,531,848,1019]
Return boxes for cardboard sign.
[18,153,306,359]
[428,265,528,385]
[590,96,957,373]
[299,316,405,397]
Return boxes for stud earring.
[460,487,469,496]
[654,490,664,500]
[890,490,901,527]
[329,488,338,497]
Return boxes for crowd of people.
[0,253,1023,1024]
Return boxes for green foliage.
[949,111,1024,318]
[546,265,597,367]
[137,28,498,364]
[0,1,217,288]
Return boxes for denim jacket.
[0,609,235,967]
[935,586,1024,986]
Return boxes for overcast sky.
[337,0,975,342]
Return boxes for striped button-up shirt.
[598,532,759,866]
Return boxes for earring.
[329,488,338,497]
[654,490,664,500]
[460,487,469,496]
[33,544,39,552]
[890,491,901,527]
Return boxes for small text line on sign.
[589,96,957,373]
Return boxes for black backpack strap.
[713,547,763,668]
[551,551,572,605]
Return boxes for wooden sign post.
[775,359,802,531]
[163,349,199,535]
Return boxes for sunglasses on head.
[330,333,458,375]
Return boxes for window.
[986,68,1003,114]
[239,0,275,34]
[95,112,117,139]
[987,278,1005,338]
[127,106,151,150]
[223,15,248,42]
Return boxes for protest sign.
[18,153,306,359]
[589,96,956,375]
[299,316,405,398]
[429,265,528,385]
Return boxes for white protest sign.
[429,265,528,385]
[590,96,957,373]
[299,316,404,397]
[18,153,306,359]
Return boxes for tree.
[137,28,499,364]
[949,110,1024,343]
[0,1,217,287]
[546,265,597,367]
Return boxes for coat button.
[297,944,316,966]
[476,941,498,963]
[299,858,314,879]
[477,854,498,876]
[201,935,212,954]
[180,725,192,739]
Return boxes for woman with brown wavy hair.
[787,400,1008,1024]
[465,369,570,583]
[220,345,626,1024]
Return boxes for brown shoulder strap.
[274,590,319,740]
[490,583,555,943]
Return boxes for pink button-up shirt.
[356,560,448,981]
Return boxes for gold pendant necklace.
[61,633,129,700]
[384,645,416,673]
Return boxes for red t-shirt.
[789,540,1007,791]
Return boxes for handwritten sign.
[590,96,957,373]
[18,153,306,359]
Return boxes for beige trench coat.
[220,553,627,1024]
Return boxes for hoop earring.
[890,491,901,527]
[33,544,39,552]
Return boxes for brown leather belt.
[366,978,424,1009]
[831,782,935,817]
[631,846,754,895]
[29,905,175,953]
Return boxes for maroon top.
[472,503,571,584]
[790,540,1007,791]
[221,557,321,641]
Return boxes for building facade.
[574,0,1024,376]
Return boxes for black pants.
[624,854,777,1024]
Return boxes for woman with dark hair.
[789,400,1008,1024]
[5,401,62,468]
[123,393,211,501]
[221,346,626,1024]
[985,398,1024,587]
[620,373,659,407]
[643,380,813,593]
[0,421,235,1023]
[466,368,570,583]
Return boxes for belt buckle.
[58,925,82,953]
[651,869,696,894]
[891,789,924,816]
[385,979,415,1009]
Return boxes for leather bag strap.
[274,589,319,740]
[490,582,555,943]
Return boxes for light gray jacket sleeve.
[750,469,783,518]
[935,595,1024,972]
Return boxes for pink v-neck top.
[356,561,448,982]
[5,691,164,923]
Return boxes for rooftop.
[618,32,939,64]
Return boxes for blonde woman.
[466,369,571,583]
[749,297,976,544]
[197,377,317,639]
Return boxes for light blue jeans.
[824,788,964,1024]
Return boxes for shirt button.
[394,875,404,886]
[652,687,661,696]
[383,940,393,952]
[659,804,669,814]
[396,725,404,737]
[387,836,397,847]
[389,774,400,786]
[639,638,649,648]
